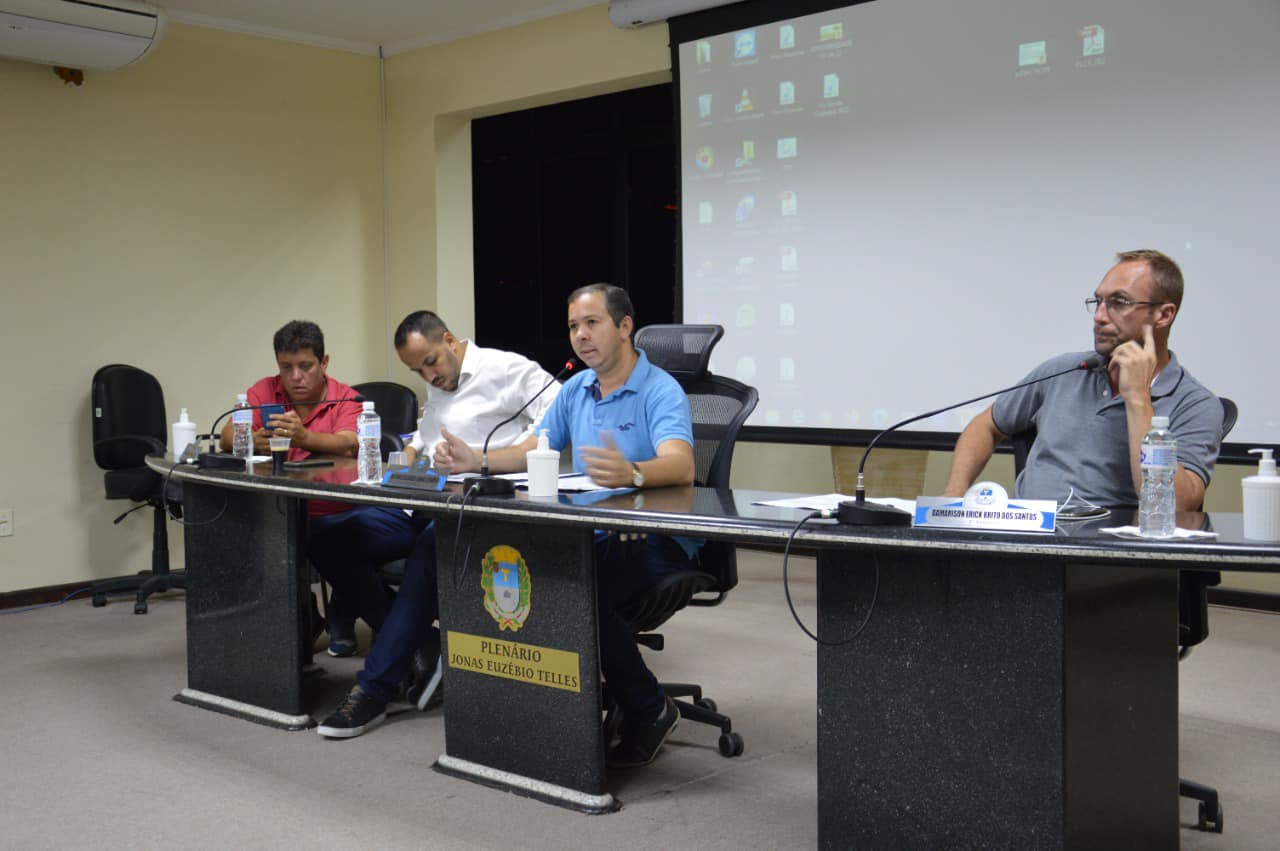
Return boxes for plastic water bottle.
[231,393,252,459]
[357,401,382,483]
[1139,416,1177,538]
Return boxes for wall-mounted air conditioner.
[0,0,165,70]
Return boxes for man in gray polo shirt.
[943,249,1222,509]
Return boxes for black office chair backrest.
[92,364,167,471]
[352,381,420,438]
[634,324,757,488]
[634,324,723,381]
[631,324,759,604]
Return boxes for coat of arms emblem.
[480,545,532,631]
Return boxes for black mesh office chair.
[90,364,185,614]
[613,324,760,757]
[1013,396,1237,834]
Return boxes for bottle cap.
[179,408,190,423]
[1150,416,1169,429]
[1249,448,1277,477]
[237,393,248,404]
[363,400,376,412]
[537,428,550,450]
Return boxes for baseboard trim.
[0,581,94,611]
[1208,587,1280,613]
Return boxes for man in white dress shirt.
[394,310,559,462]
[316,310,560,738]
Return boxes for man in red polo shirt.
[220,320,426,657]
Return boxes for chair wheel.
[134,601,148,615]
[695,697,717,713]
[92,594,107,608]
[718,732,744,757]
[1198,801,1223,833]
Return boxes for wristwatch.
[630,462,645,488]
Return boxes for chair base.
[92,570,187,614]
[1180,777,1224,833]
[603,680,744,759]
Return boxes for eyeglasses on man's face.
[1085,296,1164,314]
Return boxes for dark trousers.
[595,531,694,726]
[308,506,426,634]
[358,522,438,703]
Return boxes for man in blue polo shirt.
[943,249,1222,508]
[434,283,698,767]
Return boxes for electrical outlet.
[0,509,12,537]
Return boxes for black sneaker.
[405,649,444,711]
[607,697,679,768]
[317,685,387,739]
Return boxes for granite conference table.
[151,454,1280,848]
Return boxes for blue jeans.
[356,526,694,717]
[595,531,694,725]
[308,507,426,634]
[358,522,438,703]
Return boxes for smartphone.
[261,404,286,430]
[282,458,334,469]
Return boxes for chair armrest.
[95,435,166,455]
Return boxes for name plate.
[915,481,1056,533]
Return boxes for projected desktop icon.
[695,40,711,64]
[735,140,755,167]
[735,89,754,114]
[697,201,713,224]
[698,93,713,118]
[777,137,797,159]
[735,193,755,222]
[735,256,755,276]
[819,22,843,42]
[1080,25,1105,57]
[779,358,796,382]
[735,30,756,59]
[779,303,795,326]
[823,73,840,99]
[779,25,795,50]
[779,245,798,272]
[1018,40,1048,66]
[696,146,715,170]
[736,303,756,328]
[779,81,795,106]
[735,355,758,383]
[778,190,797,216]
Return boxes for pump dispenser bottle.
[526,429,560,499]
[172,408,198,461]
[1242,448,1280,541]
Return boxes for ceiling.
[162,0,607,56]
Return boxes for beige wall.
[0,24,384,591]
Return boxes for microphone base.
[462,476,517,496]
[198,452,249,471]
[837,499,912,526]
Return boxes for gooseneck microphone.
[463,360,575,496]
[197,396,366,469]
[838,355,1104,525]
